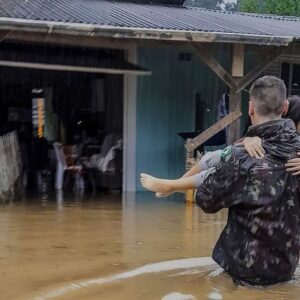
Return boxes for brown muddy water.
[0,192,300,300]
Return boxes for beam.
[246,43,300,57]
[185,111,242,152]
[0,60,151,76]
[235,48,282,93]
[191,43,237,90]
[1,31,187,53]
[228,44,244,144]
[2,31,134,50]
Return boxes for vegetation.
[185,0,300,15]
[238,0,300,16]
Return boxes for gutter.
[0,17,294,46]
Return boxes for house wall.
[135,45,230,191]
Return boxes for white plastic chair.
[53,142,84,191]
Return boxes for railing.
[0,131,22,200]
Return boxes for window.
[281,63,300,96]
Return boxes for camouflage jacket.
[196,119,300,285]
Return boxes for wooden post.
[185,139,196,203]
[228,44,244,144]
[231,44,244,78]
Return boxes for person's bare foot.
[140,173,172,193]
[156,191,174,198]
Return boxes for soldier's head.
[249,76,289,125]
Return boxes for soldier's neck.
[251,115,281,126]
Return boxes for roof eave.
[0,17,294,46]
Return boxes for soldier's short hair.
[249,76,287,117]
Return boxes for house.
[0,0,299,192]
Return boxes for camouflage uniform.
[196,119,300,285]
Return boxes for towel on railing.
[86,139,122,173]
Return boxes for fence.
[0,131,22,200]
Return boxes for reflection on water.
[0,192,299,299]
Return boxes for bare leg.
[154,164,202,197]
[140,173,197,194]
[156,190,186,198]
[181,163,201,178]
[156,191,173,198]
[152,163,201,197]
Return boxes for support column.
[228,44,244,144]
[123,45,137,192]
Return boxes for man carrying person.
[196,76,300,285]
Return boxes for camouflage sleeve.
[196,145,246,214]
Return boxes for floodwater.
[1,193,300,300]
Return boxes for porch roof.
[0,0,300,46]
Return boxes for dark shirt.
[196,119,300,285]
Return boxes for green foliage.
[239,0,300,16]
[238,0,260,13]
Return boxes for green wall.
[135,45,230,191]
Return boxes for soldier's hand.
[243,137,265,159]
[286,153,300,176]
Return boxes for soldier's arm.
[196,146,247,214]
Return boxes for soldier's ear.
[248,101,255,117]
[282,100,289,116]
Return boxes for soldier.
[196,76,300,286]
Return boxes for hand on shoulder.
[242,137,265,159]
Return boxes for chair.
[91,134,123,190]
[53,142,84,191]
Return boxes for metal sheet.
[0,0,299,44]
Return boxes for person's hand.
[285,153,300,176]
[243,137,265,159]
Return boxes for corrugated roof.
[0,0,300,45]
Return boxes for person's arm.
[196,146,247,214]
[285,152,300,176]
